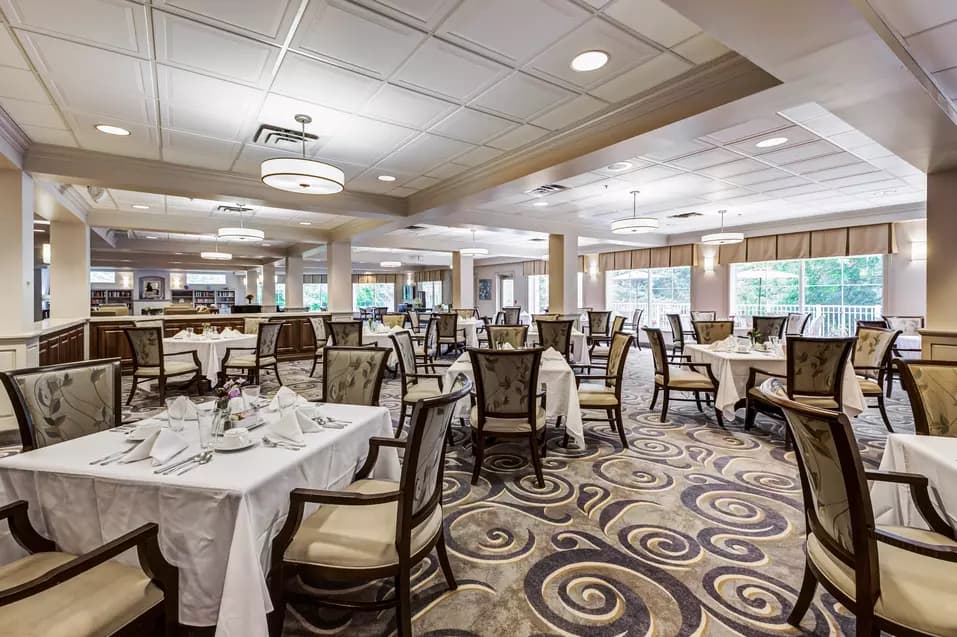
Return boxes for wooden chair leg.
[267,564,287,637]
[660,389,670,423]
[694,391,703,412]
[787,561,817,627]
[309,356,318,377]
[744,400,757,431]
[394,563,413,637]
[158,377,167,406]
[649,385,659,410]
[876,394,893,432]
[273,364,283,387]
[471,435,485,485]
[528,432,545,488]
[614,406,628,449]
[126,378,138,405]
[396,404,407,438]
[435,532,457,590]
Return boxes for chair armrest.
[876,528,957,562]
[866,470,955,538]
[164,349,200,357]
[746,367,786,390]
[355,436,407,480]
[0,501,55,554]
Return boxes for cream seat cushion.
[590,346,610,358]
[413,345,427,356]
[403,379,442,403]
[137,360,197,377]
[857,376,883,394]
[806,526,957,635]
[470,406,546,433]
[0,552,163,637]
[226,354,277,368]
[747,387,839,410]
[578,382,618,407]
[655,367,714,389]
[285,479,442,570]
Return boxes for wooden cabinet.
[39,324,85,366]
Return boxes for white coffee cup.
[222,427,250,448]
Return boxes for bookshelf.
[216,290,236,306]
[167,289,235,307]
[90,289,132,310]
[170,290,194,306]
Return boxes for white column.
[246,267,259,304]
[49,220,90,319]
[547,233,578,314]
[284,255,303,308]
[261,261,276,308]
[327,240,352,315]
[0,170,34,331]
[451,251,474,308]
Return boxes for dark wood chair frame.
[690,310,717,321]
[535,319,574,361]
[666,313,689,359]
[382,313,409,329]
[435,313,466,355]
[124,327,203,406]
[786,312,812,337]
[625,308,643,350]
[1,358,124,452]
[853,325,900,432]
[267,379,472,637]
[0,500,180,636]
[691,320,735,344]
[486,324,529,350]
[324,319,372,347]
[589,315,625,359]
[750,315,787,343]
[307,316,326,377]
[894,358,955,436]
[319,346,390,406]
[411,318,439,372]
[390,332,451,438]
[220,321,284,387]
[502,307,522,324]
[585,310,611,347]
[882,315,924,398]
[573,331,634,449]
[644,327,723,427]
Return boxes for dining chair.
[436,313,466,354]
[666,313,687,360]
[493,310,506,325]
[411,318,439,372]
[744,337,856,445]
[307,316,327,377]
[267,375,471,637]
[486,325,528,350]
[691,320,735,344]
[502,306,522,324]
[0,500,181,636]
[626,309,643,350]
[382,313,407,329]
[536,319,574,361]
[690,310,717,321]
[469,348,547,487]
[759,384,957,637]
[391,332,449,438]
[530,313,559,322]
[586,311,611,346]
[243,317,266,335]
[895,359,957,437]
[320,346,390,406]
[454,308,477,320]
[644,327,722,426]
[882,315,923,397]
[1,358,122,451]
[220,321,283,386]
[589,315,625,361]
[575,331,633,449]
[786,312,811,336]
[751,316,787,343]
[407,311,422,333]
[326,319,366,347]
[852,325,900,432]
[123,326,202,406]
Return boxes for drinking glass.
[165,397,185,432]
[242,385,261,412]
[196,407,214,449]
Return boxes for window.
[90,271,116,284]
[605,267,691,329]
[731,255,883,336]
[353,283,395,311]
[420,281,442,308]
[500,277,514,310]
[528,275,548,314]
[577,272,584,310]
[186,272,226,285]
[304,283,327,311]
[276,283,285,308]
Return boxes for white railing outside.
[609,301,691,332]
[733,304,881,336]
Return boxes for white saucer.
[212,438,256,452]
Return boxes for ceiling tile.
[20,124,75,146]
[529,17,658,89]
[766,183,829,198]
[828,129,876,150]
[932,66,957,98]
[724,167,788,186]
[361,84,456,130]
[904,20,957,73]
[589,52,691,103]
[486,123,549,151]
[532,94,606,130]
[438,0,588,64]
[272,53,381,112]
[756,140,842,165]
[315,115,417,165]
[153,0,300,43]
[726,125,820,155]
[0,65,47,102]
[697,157,767,178]
[851,142,893,161]
[640,138,712,161]
[451,144,501,166]
[838,178,905,195]
[754,176,811,192]
[799,113,854,137]
[784,152,860,174]
[404,175,440,189]
[806,162,881,182]
[672,32,729,63]
[473,71,574,119]
[162,129,241,170]
[257,93,352,139]
[0,96,63,128]
[66,111,160,159]
[231,142,300,175]
[158,65,261,140]
[0,25,29,69]
[430,107,516,143]
[704,116,790,144]
[779,102,831,122]
[292,0,425,77]
[377,132,472,173]
[668,147,742,170]
[813,172,887,189]
[153,12,279,87]
[604,0,700,48]
[393,38,507,101]
[619,164,683,184]
[424,161,469,179]
[354,0,459,30]
[869,0,957,38]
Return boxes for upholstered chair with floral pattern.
[454,308,477,320]
[853,326,900,431]
[321,346,390,406]
[690,310,716,321]
[124,326,202,406]
[1,358,123,451]
[326,320,366,347]
[221,321,283,387]
[530,314,559,322]
[536,319,574,360]
[692,320,734,345]
[391,331,449,437]
[666,313,688,359]
[751,316,787,343]
[786,312,811,336]
[382,313,408,329]
[502,307,522,324]
[486,325,528,350]
[586,311,611,346]
[435,313,466,354]
[625,308,644,350]
[411,318,439,372]
[589,315,626,361]
[896,359,957,437]
[307,317,328,377]
[575,331,634,449]
[645,327,723,427]
[882,316,923,397]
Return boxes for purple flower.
[227,387,241,398]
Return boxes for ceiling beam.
[91,251,265,270]
[86,210,331,243]
[107,237,289,259]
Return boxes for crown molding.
[0,105,28,169]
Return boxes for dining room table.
[871,433,957,532]
[362,325,411,366]
[685,341,866,421]
[0,399,399,637]
[458,318,481,348]
[442,348,586,449]
[894,334,922,359]
[526,326,590,364]
[164,330,257,384]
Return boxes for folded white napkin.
[268,404,321,443]
[269,386,306,411]
[167,396,196,421]
[389,325,402,332]
[542,347,562,360]
[710,336,738,352]
[229,396,245,415]
[221,327,242,338]
[173,329,189,340]
[501,342,514,350]
[121,428,188,465]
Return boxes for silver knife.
[154,451,202,474]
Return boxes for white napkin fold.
[710,336,738,352]
[121,428,189,465]
[501,342,514,350]
[221,327,242,338]
[269,386,306,411]
[172,329,189,340]
[389,325,402,332]
[268,405,322,444]
[167,396,196,421]
[542,347,562,360]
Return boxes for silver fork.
[177,452,214,475]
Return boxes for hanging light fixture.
[217,207,264,242]
[380,260,402,268]
[261,114,344,194]
[460,229,488,256]
[611,190,659,234]
[701,210,744,245]
[201,237,232,260]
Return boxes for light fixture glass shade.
[460,247,488,256]
[611,217,659,234]
[261,157,344,194]
[700,232,744,246]
[380,260,401,268]
[200,251,232,260]
[41,243,51,264]
[217,227,265,242]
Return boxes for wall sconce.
[911,241,927,262]
[703,255,715,273]
[41,243,50,264]
[169,273,184,290]
[120,272,133,289]
[587,254,599,277]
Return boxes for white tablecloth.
[685,343,866,420]
[363,328,410,365]
[527,327,590,364]
[0,403,399,636]
[164,334,257,383]
[443,350,585,449]
[872,434,957,531]
[895,334,922,359]
[459,319,481,347]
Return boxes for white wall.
[473,261,527,317]
[885,219,926,317]
[691,264,730,317]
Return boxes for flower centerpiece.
[245,294,254,303]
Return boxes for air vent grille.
[215,204,254,215]
[525,184,568,196]
[404,225,427,231]
[668,211,703,219]
[528,237,546,242]
[253,123,318,148]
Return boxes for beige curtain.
[352,273,396,284]
[599,250,632,272]
[630,248,650,269]
[303,274,327,284]
[669,244,694,267]
[810,228,848,258]
[848,223,896,255]
[649,246,670,268]
[746,236,777,262]
[523,260,548,276]
[776,232,811,260]
[719,241,746,264]
[415,269,445,282]
[578,255,587,273]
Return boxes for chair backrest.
[390,331,419,395]
[100,304,130,316]
[610,315,625,335]
[0,358,122,451]
[587,311,611,336]
[327,320,364,346]
[883,315,924,335]
[486,325,528,350]
[856,319,889,330]
[531,313,558,322]
[692,320,734,344]
[643,327,669,381]
[631,309,643,330]
[494,311,506,325]
[536,319,573,358]
[786,312,811,336]
[852,326,899,380]
[787,337,856,401]
[123,326,164,369]
[666,313,684,346]
[601,331,633,390]
[502,306,521,324]
[308,316,327,347]
[243,317,266,334]
[422,317,439,356]
[752,316,787,342]
[408,311,420,330]
[322,346,390,406]
[163,305,195,315]
[435,313,458,338]
[896,359,957,437]
[382,313,407,329]
[257,321,282,359]
[396,375,472,544]
[137,319,164,330]
[469,347,542,423]
[454,308,476,320]
[761,382,880,600]
[690,310,716,321]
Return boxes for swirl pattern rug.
[120,349,913,637]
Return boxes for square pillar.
[262,261,276,307]
[922,169,957,359]
[49,220,90,319]
[452,251,474,308]
[284,255,303,308]
[327,240,352,315]
[246,268,259,304]
[547,233,578,314]
[0,170,34,331]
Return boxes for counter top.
[0,317,89,340]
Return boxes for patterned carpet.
[118,349,914,637]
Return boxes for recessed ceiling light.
[299,221,312,225]
[146,235,158,239]
[377,175,396,182]
[262,243,270,247]
[33,219,50,225]
[532,201,549,207]
[606,161,633,172]
[95,124,131,136]
[571,50,609,72]
[755,136,788,148]
[131,204,150,210]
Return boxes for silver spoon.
[177,452,214,475]
[262,436,302,451]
